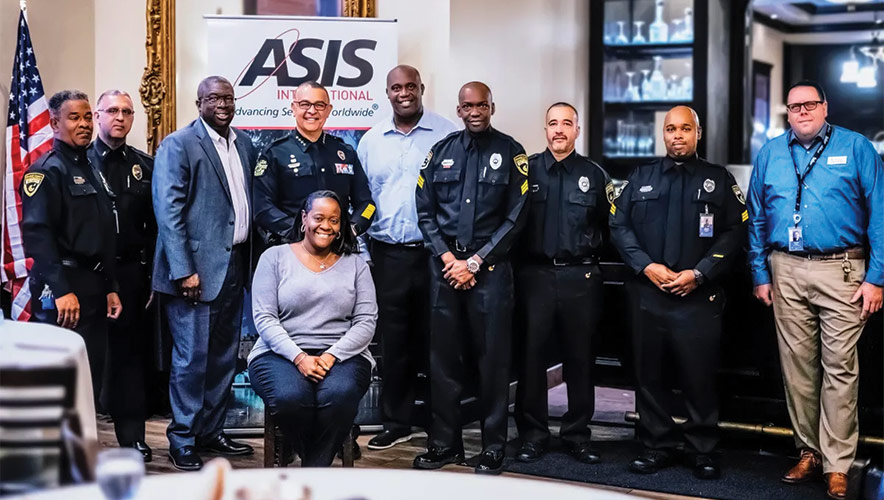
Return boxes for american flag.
[2,10,53,321]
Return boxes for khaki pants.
[769,251,868,474]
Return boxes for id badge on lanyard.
[788,125,832,252]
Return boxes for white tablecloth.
[14,467,637,499]
[0,320,98,441]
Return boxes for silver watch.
[467,257,481,274]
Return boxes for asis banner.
[205,15,397,149]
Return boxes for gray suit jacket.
[151,119,256,302]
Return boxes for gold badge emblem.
[255,158,268,177]
[732,184,746,205]
[514,154,529,176]
[605,181,615,203]
[131,164,143,181]
[23,172,44,197]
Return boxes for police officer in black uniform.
[21,90,122,403]
[514,102,612,465]
[87,89,155,462]
[413,81,529,475]
[253,81,375,245]
[609,106,747,480]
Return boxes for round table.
[15,467,636,499]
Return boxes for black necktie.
[456,138,479,247]
[543,162,563,257]
[663,166,683,269]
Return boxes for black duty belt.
[371,238,424,249]
[445,237,489,255]
[787,247,865,261]
[60,257,104,273]
[526,256,598,267]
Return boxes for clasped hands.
[441,252,479,290]
[643,263,698,297]
[295,352,338,383]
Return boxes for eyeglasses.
[202,95,235,105]
[295,100,329,111]
[786,100,823,113]
[97,107,135,117]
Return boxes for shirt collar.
[200,118,237,145]
[662,154,698,174]
[458,126,495,151]
[54,139,88,165]
[382,111,434,135]
[292,129,325,151]
[93,137,127,160]
[788,121,829,148]
[543,148,577,173]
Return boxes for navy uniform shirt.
[415,127,530,264]
[253,130,376,242]
[21,140,119,297]
[609,155,747,282]
[519,149,612,260]
[88,138,156,263]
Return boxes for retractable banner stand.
[205,15,397,431]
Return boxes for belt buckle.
[454,240,467,253]
[552,258,568,267]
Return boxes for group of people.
[19,62,881,500]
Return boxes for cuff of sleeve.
[277,342,304,364]
[752,270,772,286]
[429,238,450,258]
[694,258,716,281]
[864,268,884,287]
[632,255,653,275]
[324,346,352,363]
[170,262,196,282]
[476,243,494,264]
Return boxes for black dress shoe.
[691,454,721,480]
[367,429,420,450]
[474,449,505,475]
[199,433,254,456]
[516,441,546,463]
[413,447,465,469]
[336,439,362,460]
[567,442,601,464]
[169,445,202,471]
[629,449,675,474]
[124,440,152,462]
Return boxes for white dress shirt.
[201,118,250,244]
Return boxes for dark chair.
[0,365,90,494]
[262,407,357,468]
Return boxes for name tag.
[827,156,847,165]
[335,163,354,175]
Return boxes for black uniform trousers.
[514,263,603,446]
[368,239,430,433]
[101,260,151,445]
[627,278,723,455]
[30,267,108,404]
[427,257,513,453]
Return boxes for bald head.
[459,81,492,103]
[663,106,702,159]
[387,65,421,87]
[386,65,424,123]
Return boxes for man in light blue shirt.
[747,80,882,499]
[357,65,458,450]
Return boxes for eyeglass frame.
[97,107,135,117]
[200,95,236,105]
[294,100,330,111]
[785,100,824,113]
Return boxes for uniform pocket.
[67,183,98,196]
[630,190,661,223]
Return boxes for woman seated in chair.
[249,190,376,467]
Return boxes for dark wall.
[784,43,884,140]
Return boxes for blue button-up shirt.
[747,124,884,286]
[357,110,459,244]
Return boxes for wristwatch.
[466,257,481,274]
[692,269,705,285]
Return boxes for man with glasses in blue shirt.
[357,65,458,451]
[747,80,883,500]
[253,81,376,245]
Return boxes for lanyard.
[788,124,831,225]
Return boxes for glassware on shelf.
[640,69,652,101]
[667,75,680,100]
[624,71,641,102]
[683,7,694,42]
[671,19,684,41]
[632,21,646,44]
[681,61,693,100]
[649,56,667,100]
[616,21,629,45]
[649,0,669,43]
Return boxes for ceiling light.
[841,49,860,82]
[857,64,878,88]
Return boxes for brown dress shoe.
[825,472,848,500]
[782,448,822,483]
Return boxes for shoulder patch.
[732,184,746,205]
[421,150,433,170]
[514,154,529,176]
[605,181,614,204]
[255,158,268,177]
[23,172,44,197]
[613,180,628,200]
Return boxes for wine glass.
[671,19,684,42]
[96,448,145,500]
[640,69,651,101]
[616,21,629,45]
[632,21,646,44]
[624,71,640,102]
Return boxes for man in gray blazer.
[152,76,255,470]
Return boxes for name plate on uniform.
[335,163,354,175]
[827,156,847,165]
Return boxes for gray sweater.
[248,245,377,367]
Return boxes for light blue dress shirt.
[357,110,459,244]
[747,123,884,286]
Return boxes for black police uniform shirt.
[253,130,375,241]
[87,138,155,263]
[415,127,530,265]
[520,149,613,260]
[609,155,747,281]
[20,140,119,297]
